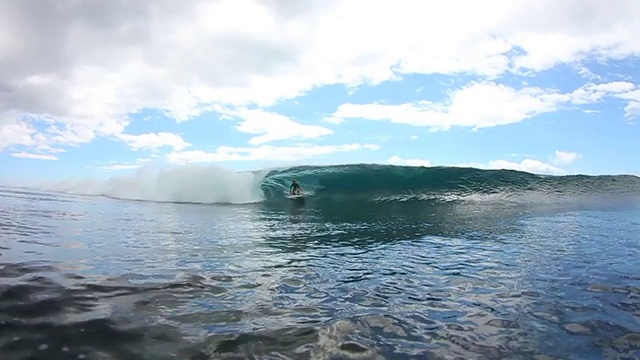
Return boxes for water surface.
[1,173,640,359]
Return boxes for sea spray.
[42,164,270,204]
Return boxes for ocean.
[1,164,640,359]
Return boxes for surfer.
[290,179,303,195]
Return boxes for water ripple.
[1,188,640,359]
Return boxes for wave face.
[38,163,640,206]
[261,164,640,205]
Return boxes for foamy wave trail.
[261,164,640,205]
[42,165,270,204]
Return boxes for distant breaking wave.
[36,163,640,206]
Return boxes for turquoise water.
[1,165,640,359]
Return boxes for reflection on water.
[1,187,640,359]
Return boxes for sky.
[1,0,640,183]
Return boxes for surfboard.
[287,193,304,199]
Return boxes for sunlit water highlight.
[1,184,640,359]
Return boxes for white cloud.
[1,0,640,156]
[117,132,191,151]
[362,144,380,150]
[166,143,379,164]
[323,116,344,124]
[614,89,640,120]
[218,108,332,145]
[624,101,640,120]
[588,82,636,93]
[11,152,58,160]
[330,81,640,130]
[0,115,37,151]
[577,66,600,81]
[553,150,579,165]
[365,135,391,142]
[388,156,431,167]
[487,159,565,174]
[390,154,568,174]
[409,135,418,140]
[617,89,640,101]
[451,150,582,174]
[330,81,566,131]
[568,81,636,104]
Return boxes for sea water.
[1,164,640,359]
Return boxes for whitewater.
[39,165,272,205]
[2,163,640,359]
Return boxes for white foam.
[41,164,271,204]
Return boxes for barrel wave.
[37,163,640,207]
[261,164,640,205]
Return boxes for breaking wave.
[261,164,640,205]
[36,163,640,206]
